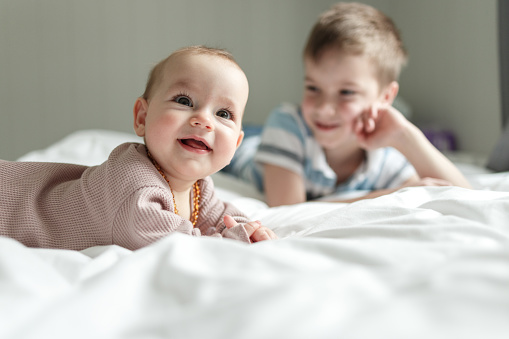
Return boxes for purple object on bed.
[422,127,457,152]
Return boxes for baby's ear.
[381,81,399,105]
[133,97,148,137]
[236,130,245,148]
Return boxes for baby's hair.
[142,45,241,101]
[303,2,408,87]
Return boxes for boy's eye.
[216,109,232,120]
[340,89,355,96]
[305,85,319,92]
[174,95,193,107]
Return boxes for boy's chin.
[317,136,358,150]
[313,133,340,147]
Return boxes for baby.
[0,45,277,251]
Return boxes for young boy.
[224,2,471,206]
[0,46,277,250]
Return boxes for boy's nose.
[190,111,214,131]
[316,100,336,117]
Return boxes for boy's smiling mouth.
[315,121,341,131]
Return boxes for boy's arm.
[263,164,307,207]
[327,175,454,203]
[357,104,471,189]
[393,122,471,188]
[265,161,414,204]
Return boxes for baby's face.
[134,53,248,184]
[301,48,384,150]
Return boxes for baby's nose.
[190,112,214,130]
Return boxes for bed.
[2,129,509,339]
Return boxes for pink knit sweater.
[0,143,250,250]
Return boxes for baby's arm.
[196,176,277,242]
[355,104,471,189]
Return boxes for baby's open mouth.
[179,138,211,151]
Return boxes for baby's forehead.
[161,53,229,84]
[163,53,247,88]
[153,54,201,92]
[166,51,237,71]
[158,52,248,101]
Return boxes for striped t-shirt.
[224,103,416,200]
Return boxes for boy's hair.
[303,2,408,87]
[142,45,240,101]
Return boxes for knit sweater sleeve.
[195,176,250,243]
[112,185,199,250]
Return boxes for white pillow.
[17,129,143,166]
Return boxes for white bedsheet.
[2,130,509,339]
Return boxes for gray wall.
[387,0,500,157]
[0,0,501,160]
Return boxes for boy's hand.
[223,215,278,243]
[354,103,410,150]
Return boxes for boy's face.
[133,53,248,184]
[302,48,388,150]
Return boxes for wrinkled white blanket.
[2,130,509,339]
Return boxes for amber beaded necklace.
[147,150,200,227]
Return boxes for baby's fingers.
[242,220,262,237]
[251,227,278,242]
[264,227,278,240]
[223,215,238,229]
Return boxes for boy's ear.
[133,97,148,137]
[380,81,399,105]
[236,130,245,148]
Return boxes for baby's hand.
[223,215,278,243]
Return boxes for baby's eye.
[216,109,233,120]
[174,95,193,107]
